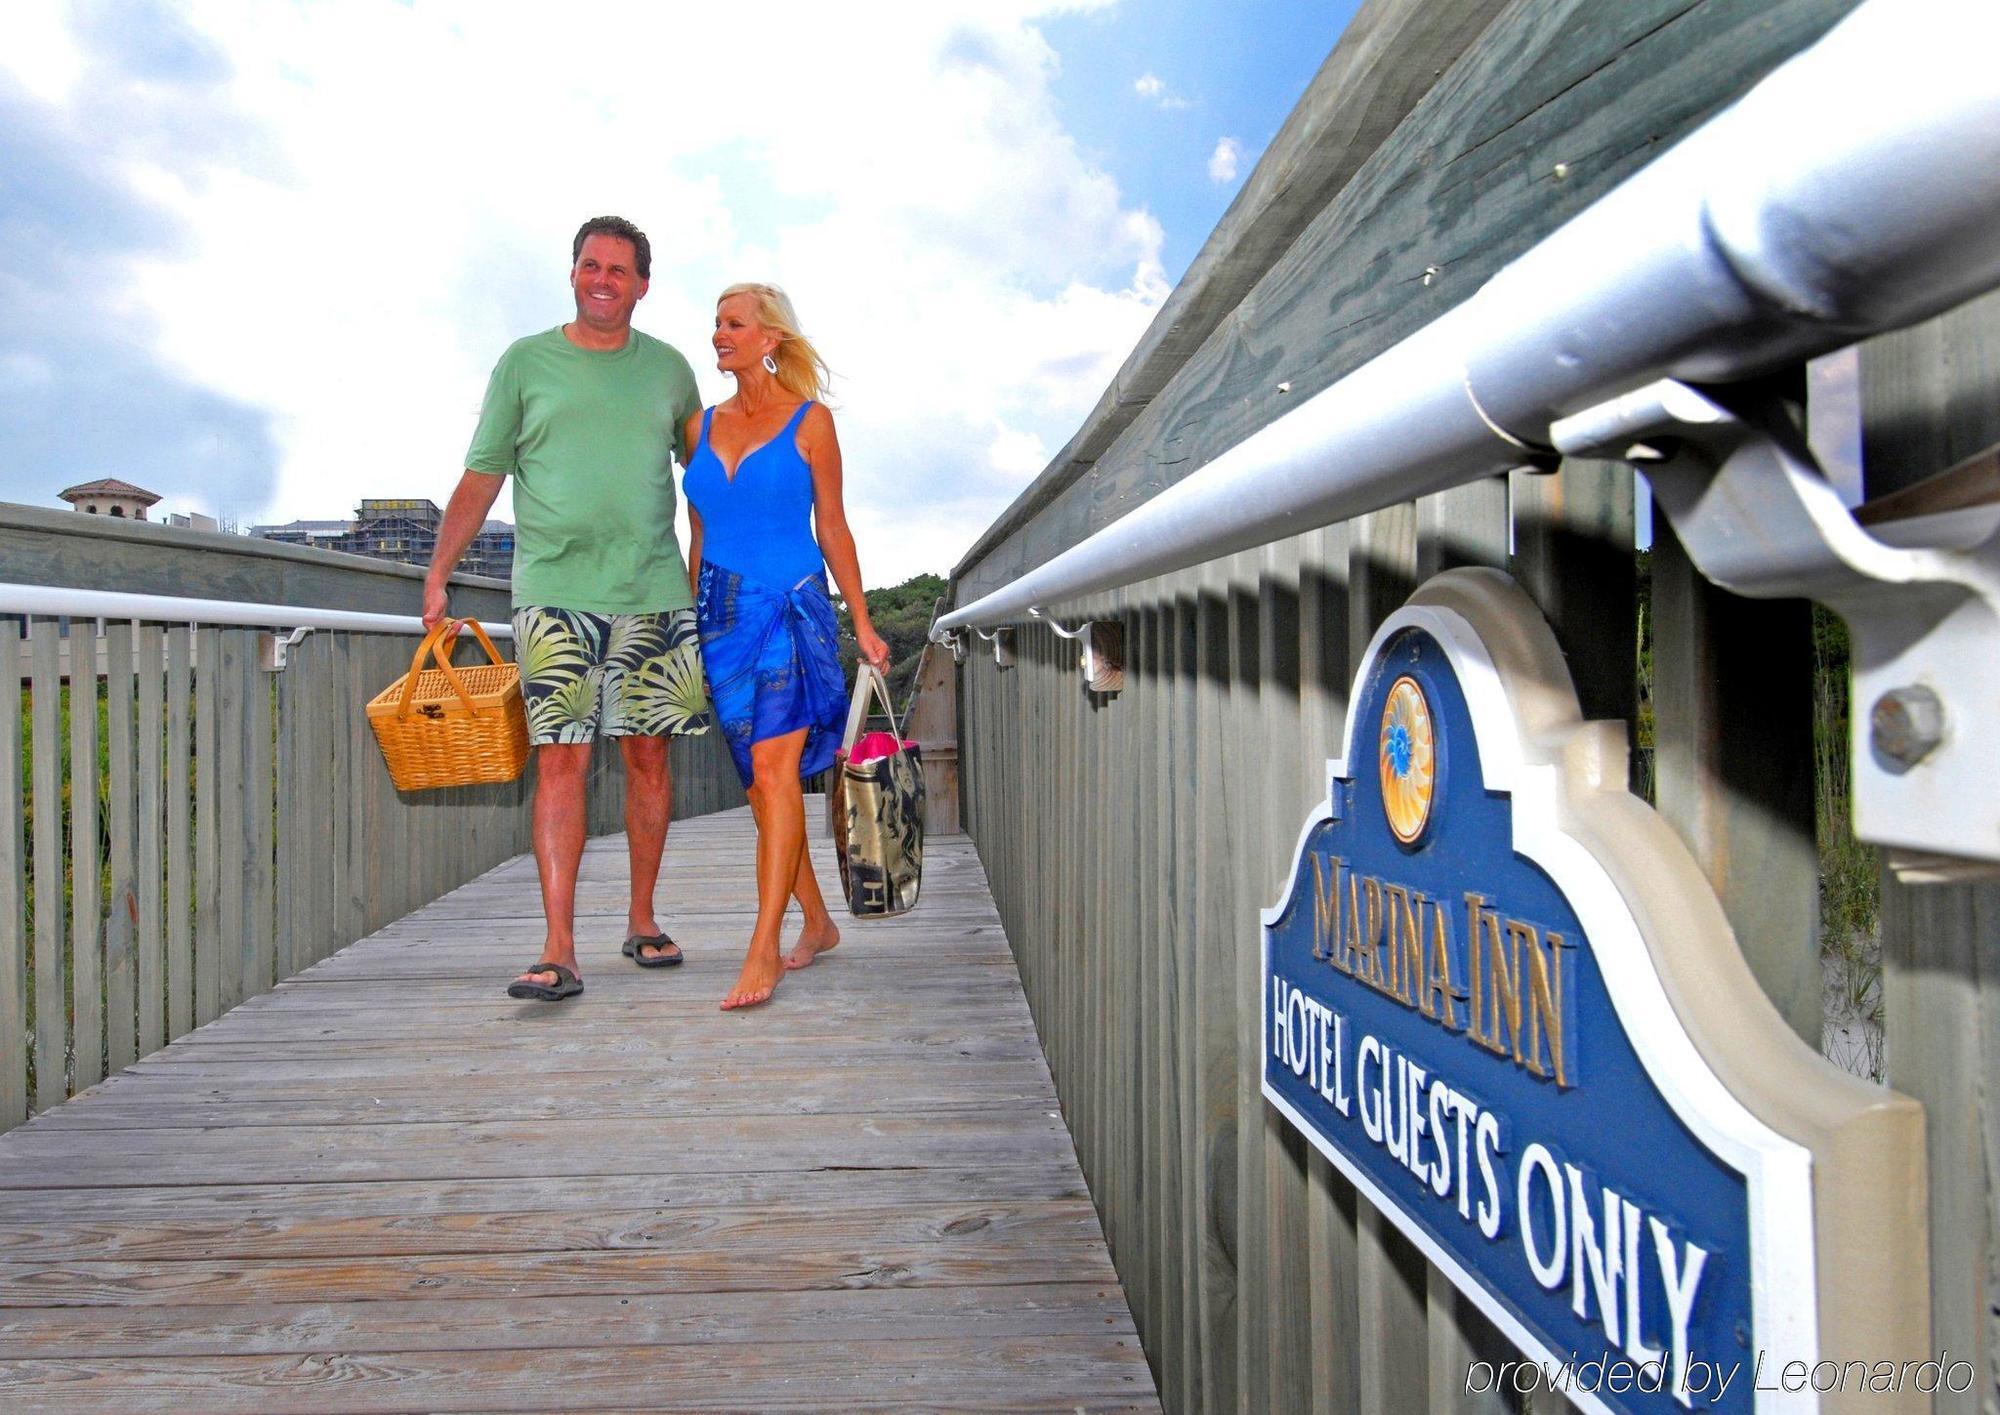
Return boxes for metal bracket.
[974,626,1015,671]
[1029,609,1124,695]
[259,627,314,672]
[928,626,968,665]
[1552,378,2000,881]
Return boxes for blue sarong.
[694,560,849,789]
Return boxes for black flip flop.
[623,933,684,968]
[507,962,583,1001]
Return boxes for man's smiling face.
[569,233,647,334]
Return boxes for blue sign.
[1263,599,1817,1414]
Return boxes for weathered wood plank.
[69,624,104,1092]
[164,627,193,1041]
[244,638,275,999]
[0,1335,1153,1414]
[103,622,138,1075]
[1256,537,1313,1410]
[0,1282,1129,1359]
[1228,551,1271,1415]
[192,625,222,1027]
[0,620,25,1129]
[1192,577,1238,1412]
[136,624,165,1059]
[216,630,249,1013]
[27,620,66,1114]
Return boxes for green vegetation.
[833,572,948,712]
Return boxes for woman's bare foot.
[785,919,841,970]
[720,947,784,1010]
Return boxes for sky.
[0,0,1354,588]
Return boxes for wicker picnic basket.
[365,619,529,791]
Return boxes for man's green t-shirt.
[465,326,703,613]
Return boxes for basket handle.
[394,619,491,718]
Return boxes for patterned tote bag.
[828,665,925,917]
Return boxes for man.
[424,215,707,1001]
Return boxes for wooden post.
[1862,285,2000,1415]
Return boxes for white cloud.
[1133,71,1190,110]
[1208,136,1243,184]
[3,0,1164,587]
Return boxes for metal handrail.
[0,582,513,638]
[937,0,2000,634]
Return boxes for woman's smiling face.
[713,293,779,375]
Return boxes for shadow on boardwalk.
[0,803,1156,1412]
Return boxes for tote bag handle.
[840,663,905,751]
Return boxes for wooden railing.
[0,506,741,1131]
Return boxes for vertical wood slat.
[193,624,221,1028]
[1130,606,1159,1358]
[328,636,352,966]
[276,637,299,980]
[1228,550,1270,1415]
[28,619,67,1112]
[165,626,193,1039]
[69,620,103,1091]
[1259,537,1312,1411]
[136,625,165,1056]
[1168,591,1192,1407]
[1192,569,1237,1414]
[1299,522,1361,1415]
[103,621,138,1074]
[0,620,27,1127]
[216,630,247,1013]
[246,638,275,998]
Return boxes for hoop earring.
[761,354,779,375]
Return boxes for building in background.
[252,499,514,579]
[162,511,221,532]
[59,478,161,520]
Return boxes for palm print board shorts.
[511,605,713,746]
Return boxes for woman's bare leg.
[785,834,840,969]
[724,729,809,1010]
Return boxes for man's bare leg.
[723,730,808,1009]
[619,734,679,963]
[784,838,839,969]
[517,742,591,991]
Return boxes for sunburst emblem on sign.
[1379,675,1436,844]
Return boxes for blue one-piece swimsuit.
[684,401,849,788]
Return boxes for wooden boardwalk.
[0,805,1156,1412]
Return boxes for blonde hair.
[720,282,832,404]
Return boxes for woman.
[683,283,891,1011]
